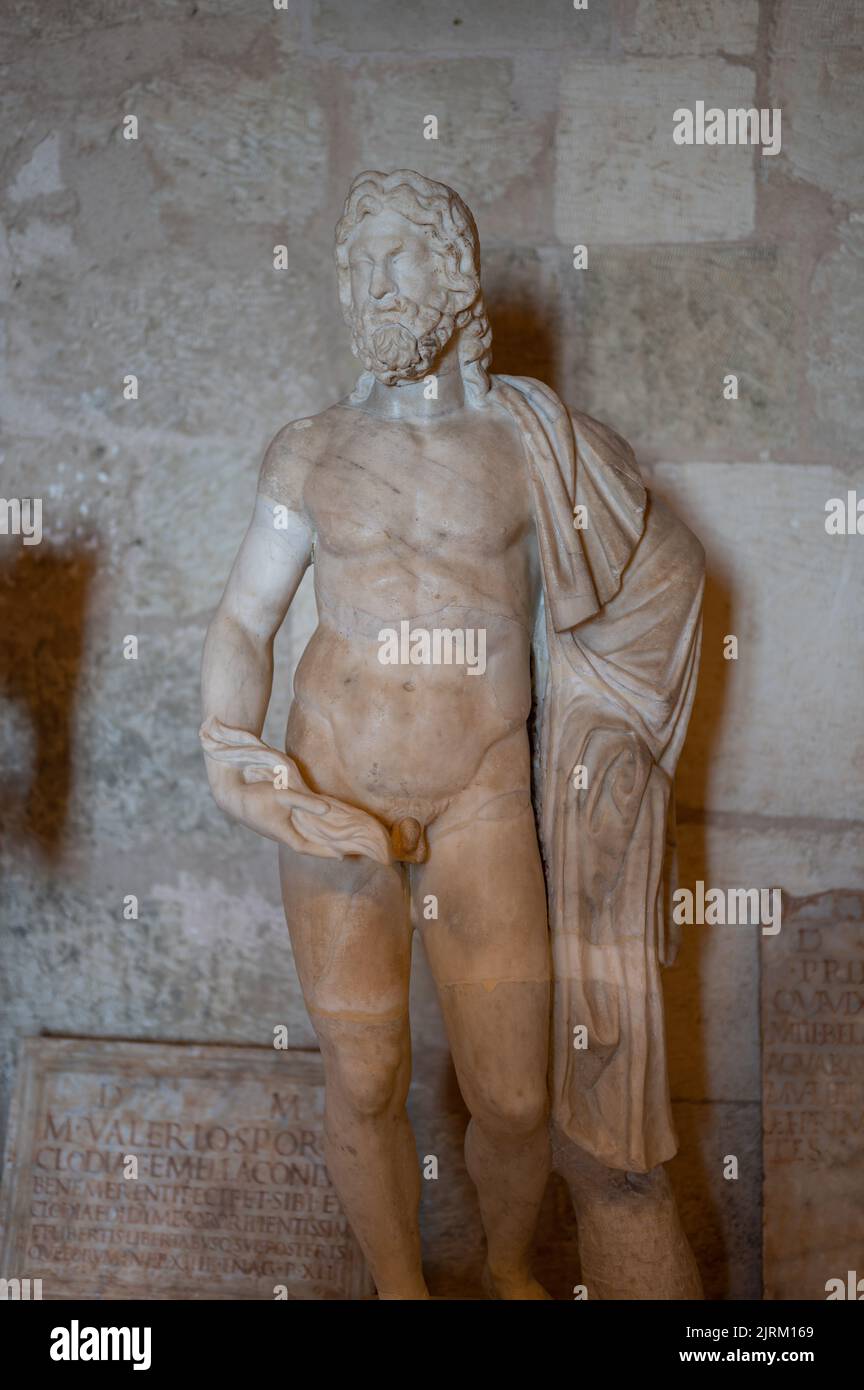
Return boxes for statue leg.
[553,1127,703,1299]
[278,845,428,1300]
[415,795,552,1300]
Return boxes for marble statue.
[200,169,705,1300]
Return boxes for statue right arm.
[201,415,316,830]
[200,484,314,841]
[199,423,393,864]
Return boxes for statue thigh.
[412,800,551,1129]
[278,845,413,1108]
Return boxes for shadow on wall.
[485,278,562,394]
[0,543,97,859]
[667,567,743,1298]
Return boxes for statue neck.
[358,339,468,422]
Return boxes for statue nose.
[369,265,395,300]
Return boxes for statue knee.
[469,1084,548,1141]
[326,1033,408,1119]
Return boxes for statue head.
[334,169,492,402]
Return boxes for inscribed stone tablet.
[0,1038,370,1300]
[762,893,864,1299]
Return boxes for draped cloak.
[492,375,705,1173]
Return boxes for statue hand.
[199,716,393,865]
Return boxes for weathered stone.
[773,0,864,53]
[347,60,550,225]
[0,0,301,43]
[0,840,313,1037]
[562,244,798,457]
[769,47,864,205]
[667,821,864,1112]
[7,133,64,203]
[1,243,344,449]
[648,461,864,823]
[622,0,759,56]
[664,895,761,1105]
[675,822,864,902]
[555,58,757,245]
[669,1101,762,1300]
[762,891,864,1300]
[0,1037,369,1298]
[127,58,327,231]
[632,819,864,1120]
[807,218,864,460]
[312,0,610,52]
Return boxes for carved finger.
[290,806,392,865]
[271,786,330,816]
[279,814,344,860]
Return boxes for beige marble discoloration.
[201,170,705,1300]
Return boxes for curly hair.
[334,169,492,402]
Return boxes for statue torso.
[284,398,541,818]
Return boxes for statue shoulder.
[493,374,642,488]
[566,405,642,488]
[257,406,340,511]
[567,405,705,580]
[645,492,706,581]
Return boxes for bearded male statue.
[200,169,705,1301]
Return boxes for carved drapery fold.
[494,375,705,1172]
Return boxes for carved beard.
[348,295,456,385]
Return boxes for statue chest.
[304,429,531,562]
